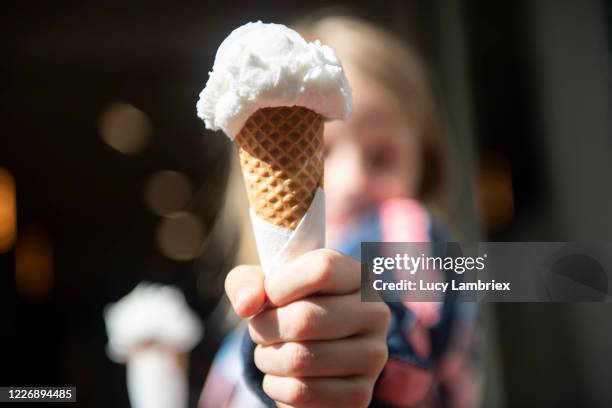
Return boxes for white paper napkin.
[249,187,325,275]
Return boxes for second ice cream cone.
[235,106,324,230]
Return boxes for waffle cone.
[235,106,324,230]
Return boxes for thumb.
[225,265,266,317]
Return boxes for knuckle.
[380,304,392,329]
[285,342,314,375]
[372,342,389,371]
[361,340,389,374]
[371,303,392,332]
[287,302,319,340]
[311,248,337,286]
[347,383,373,407]
[343,380,373,408]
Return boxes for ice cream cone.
[235,106,324,230]
[196,22,351,272]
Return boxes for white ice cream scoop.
[196,21,352,139]
[104,283,203,408]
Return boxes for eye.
[323,143,331,158]
[367,146,394,170]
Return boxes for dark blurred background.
[1,0,612,407]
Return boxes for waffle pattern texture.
[236,106,324,229]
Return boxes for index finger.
[265,248,360,306]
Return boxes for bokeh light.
[156,212,205,261]
[98,102,152,154]
[144,171,193,216]
[15,226,53,303]
[475,153,515,232]
[0,168,17,252]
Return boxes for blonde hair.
[293,15,451,221]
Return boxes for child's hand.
[225,249,391,408]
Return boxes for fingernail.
[235,285,255,312]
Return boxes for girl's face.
[324,69,423,244]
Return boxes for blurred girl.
[200,14,480,408]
